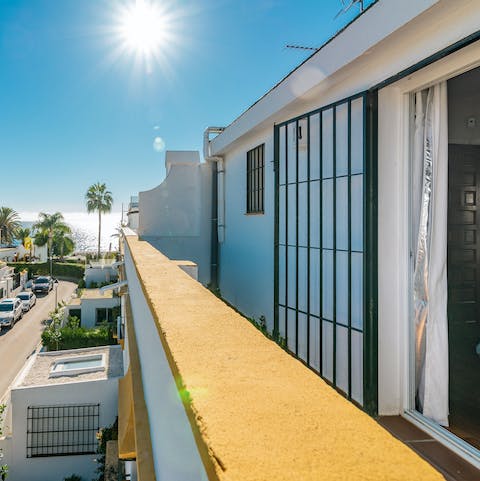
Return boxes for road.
[0,281,77,400]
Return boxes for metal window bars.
[247,144,265,214]
[274,91,378,415]
[26,404,100,457]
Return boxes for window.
[96,308,114,325]
[27,404,100,457]
[246,144,265,214]
[69,309,81,322]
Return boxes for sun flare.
[119,0,167,56]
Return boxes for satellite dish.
[335,0,364,19]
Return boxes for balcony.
[118,232,445,481]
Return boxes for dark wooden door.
[448,144,480,447]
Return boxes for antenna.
[335,0,364,19]
[285,45,318,51]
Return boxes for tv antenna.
[335,0,364,19]
[285,45,318,51]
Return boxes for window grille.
[274,91,377,412]
[246,144,265,213]
[27,404,100,457]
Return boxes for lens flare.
[119,0,166,56]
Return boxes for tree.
[53,230,75,260]
[85,183,113,259]
[0,207,20,246]
[16,227,32,260]
[16,227,31,247]
[33,212,72,272]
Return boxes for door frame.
[377,40,480,468]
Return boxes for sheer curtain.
[412,81,449,426]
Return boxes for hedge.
[8,262,85,281]
[42,325,116,351]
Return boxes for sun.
[104,0,194,76]
[119,0,167,57]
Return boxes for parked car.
[32,276,54,294]
[0,298,23,328]
[16,291,37,312]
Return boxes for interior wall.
[448,67,480,145]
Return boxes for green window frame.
[246,144,265,214]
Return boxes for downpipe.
[204,127,225,290]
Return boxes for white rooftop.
[19,345,123,387]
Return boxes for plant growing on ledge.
[94,419,118,481]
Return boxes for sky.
[0,0,375,214]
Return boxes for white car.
[0,298,23,328]
[16,292,37,312]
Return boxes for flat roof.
[125,233,444,481]
[81,288,114,300]
[19,345,123,387]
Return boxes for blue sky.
[0,0,374,213]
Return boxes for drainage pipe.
[204,127,225,290]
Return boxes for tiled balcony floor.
[378,416,480,481]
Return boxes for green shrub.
[42,323,115,351]
[8,262,84,281]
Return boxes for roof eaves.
[212,0,379,142]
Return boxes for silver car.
[0,298,23,328]
[16,292,37,312]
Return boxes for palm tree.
[0,207,21,246]
[34,212,71,274]
[16,227,32,260]
[52,230,75,260]
[85,183,113,259]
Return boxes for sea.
[19,212,123,254]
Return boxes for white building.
[84,261,119,288]
[4,345,122,481]
[0,245,48,264]
[64,288,121,328]
[135,150,212,285]
[0,262,15,299]
[122,0,480,475]
[126,196,139,232]
[202,0,480,469]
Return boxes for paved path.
[0,281,77,399]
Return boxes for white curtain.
[413,81,449,427]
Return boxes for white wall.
[127,211,139,231]
[84,265,118,287]
[9,378,118,481]
[218,128,274,331]
[124,241,208,481]
[138,151,212,285]
[65,296,120,328]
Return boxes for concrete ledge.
[125,234,444,481]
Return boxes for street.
[0,281,77,400]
